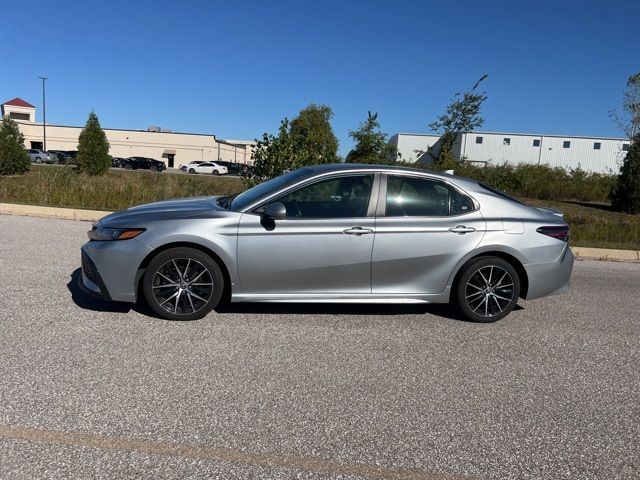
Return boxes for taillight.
[536,226,569,242]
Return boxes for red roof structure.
[2,98,35,108]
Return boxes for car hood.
[99,196,228,227]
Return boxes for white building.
[1,97,256,168]
[390,132,631,173]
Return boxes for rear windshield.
[478,182,523,204]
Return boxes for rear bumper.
[524,244,574,300]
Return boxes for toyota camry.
[79,164,574,322]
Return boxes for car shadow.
[67,268,158,317]
[218,301,468,321]
[68,268,523,322]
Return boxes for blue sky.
[1,0,638,155]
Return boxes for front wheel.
[188,168,196,174]
[35,157,42,164]
[454,256,520,323]
[212,170,219,175]
[143,247,224,320]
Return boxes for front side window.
[275,175,373,218]
[386,176,474,217]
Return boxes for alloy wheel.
[464,265,515,319]
[151,258,214,315]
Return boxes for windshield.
[230,168,314,211]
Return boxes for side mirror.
[263,202,286,220]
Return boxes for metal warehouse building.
[1,97,255,168]
[390,132,631,173]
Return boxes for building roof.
[2,97,35,108]
[396,130,627,142]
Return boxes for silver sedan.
[79,164,574,322]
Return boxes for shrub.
[610,139,640,214]
[0,116,30,176]
[75,112,111,175]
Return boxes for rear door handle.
[449,225,476,234]
[343,227,373,236]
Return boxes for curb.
[571,246,640,262]
[0,202,110,222]
[2,202,640,263]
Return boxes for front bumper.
[80,237,152,303]
[524,243,575,300]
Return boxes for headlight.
[88,226,145,241]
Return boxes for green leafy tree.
[429,74,488,169]
[0,116,30,175]
[346,111,395,164]
[290,104,339,163]
[610,136,640,214]
[75,111,111,175]
[610,72,640,141]
[242,104,339,186]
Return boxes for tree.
[290,104,339,163]
[0,116,30,175]
[75,111,111,175]
[346,111,395,164]
[610,136,640,214]
[610,72,640,141]
[428,74,488,169]
[242,104,339,186]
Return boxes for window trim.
[377,173,479,218]
[250,172,381,219]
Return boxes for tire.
[212,170,219,176]
[188,168,196,174]
[125,164,132,170]
[454,256,520,323]
[143,247,224,321]
[35,157,42,164]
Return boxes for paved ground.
[0,214,638,480]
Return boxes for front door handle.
[343,227,373,236]
[449,225,476,234]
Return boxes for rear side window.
[385,176,475,217]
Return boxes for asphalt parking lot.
[0,214,638,480]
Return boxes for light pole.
[38,76,48,150]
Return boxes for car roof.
[304,163,479,186]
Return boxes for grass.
[526,198,640,250]
[1,165,639,250]
[0,165,244,211]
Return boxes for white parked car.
[185,162,228,175]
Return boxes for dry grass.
[0,166,244,211]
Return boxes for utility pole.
[38,76,48,150]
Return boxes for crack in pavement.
[0,424,472,480]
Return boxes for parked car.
[214,161,244,175]
[79,164,574,322]
[111,157,127,168]
[179,161,205,172]
[185,161,228,175]
[49,150,72,164]
[26,149,55,164]
[122,157,166,172]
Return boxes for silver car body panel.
[80,164,574,305]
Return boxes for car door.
[197,163,213,174]
[237,173,379,296]
[372,173,486,295]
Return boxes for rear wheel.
[212,170,219,175]
[143,247,224,320]
[455,256,520,323]
[188,168,196,174]
[35,157,42,164]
